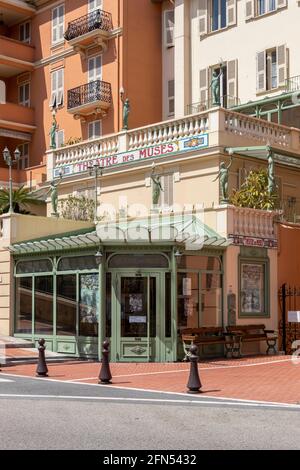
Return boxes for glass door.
[114,274,159,362]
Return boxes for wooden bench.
[226,324,278,356]
[181,327,239,360]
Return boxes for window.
[267,49,278,90]
[15,277,32,334]
[200,59,238,109]
[19,82,30,107]
[20,22,30,43]
[200,0,236,36]
[18,143,29,170]
[167,79,175,117]
[88,0,102,11]
[35,276,53,335]
[211,0,227,31]
[239,259,269,317]
[56,129,64,148]
[52,4,64,44]
[88,56,102,82]
[88,120,102,140]
[246,0,287,20]
[56,275,76,336]
[50,69,64,108]
[164,10,174,47]
[256,45,287,92]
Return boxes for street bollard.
[36,338,48,377]
[99,339,112,385]
[187,344,202,394]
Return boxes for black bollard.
[36,338,48,377]
[187,344,202,394]
[99,339,112,385]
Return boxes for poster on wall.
[241,263,264,313]
[183,278,192,296]
[129,294,143,313]
[80,274,99,324]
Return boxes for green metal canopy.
[10,214,230,255]
[225,146,300,168]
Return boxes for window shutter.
[56,130,64,148]
[277,44,287,87]
[163,174,174,207]
[164,10,175,47]
[227,0,237,26]
[256,51,266,92]
[277,0,287,8]
[227,59,238,107]
[199,0,207,37]
[199,68,208,106]
[168,79,175,116]
[245,0,255,20]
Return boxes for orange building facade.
[0,0,162,188]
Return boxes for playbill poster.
[241,263,264,313]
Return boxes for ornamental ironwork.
[278,284,300,354]
[64,9,112,41]
[67,80,112,110]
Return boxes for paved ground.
[0,374,300,450]
[2,354,300,404]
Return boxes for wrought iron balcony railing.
[187,95,241,115]
[67,80,112,110]
[64,9,112,41]
[285,75,300,93]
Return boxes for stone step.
[0,336,34,349]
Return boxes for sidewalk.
[1,354,299,405]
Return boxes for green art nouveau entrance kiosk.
[12,216,228,362]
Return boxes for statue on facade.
[49,113,58,149]
[267,147,276,195]
[151,167,163,205]
[213,157,233,203]
[46,175,63,216]
[122,98,130,130]
[209,67,224,107]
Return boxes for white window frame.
[88,0,102,12]
[88,56,102,83]
[52,4,65,45]
[88,120,102,140]
[210,0,227,32]
[18,143,29,170]
[167,79,175,117]
[164,10,175,48]
[50,69,64,108]
[256,0,277,16]
[19,22,31,43]
[56,129,65,148]
[18,82,30,107]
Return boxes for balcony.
[214,205,278,247]
[0,36,34,77]
[0,102,36,140]
[64,9,113,55]
[187,95,241,114]
[285,75,300,93]
[48,106,300,183]
[67,80,112,120]
[0,1,35,25]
